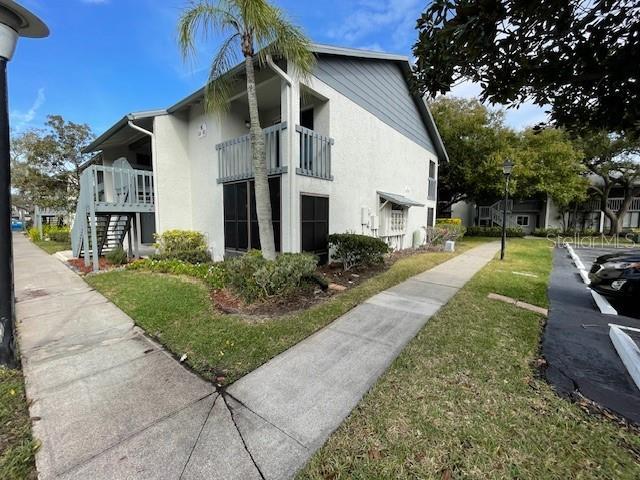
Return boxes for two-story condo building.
[72,44,447,270]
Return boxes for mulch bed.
[67,257,119,274]
[209,247,441,319]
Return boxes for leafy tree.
[177,0,314,260]
[11,115,94,213]
[514,128,588,228]
[432,97,588,223]
[430,97,516,212]
[576,132,640,234]
[413,0,640,134]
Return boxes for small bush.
[226,251,318,302]
[46,226,70,243]
[27,227,41,242]
[154,230,210,263]
[106,246,128,265]
[127,258,228,289]
[436,218,462,226]
[425,224,466,247]
[328,233,390,271]
[465,226,525,237]
[532,228,561,237]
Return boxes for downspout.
[267,55,297,252]
[127,118,161,239]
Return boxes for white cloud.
[328,0,422,50]
[11,88,46,131]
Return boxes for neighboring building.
[72,44,447,269]
[452,188,640,234]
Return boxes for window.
[224,177,281,252]
[427,207,435,227]
[301,195,329,264]
[428,161,437,200]
[516,215,529,227]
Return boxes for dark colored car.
[589,251,640,299]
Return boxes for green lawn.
[298,239,640,480]
[0,368,38,480]
[87,238,489,384]
[33,240,71,255]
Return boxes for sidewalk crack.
[221,393,266,480]
[178,393,220,480]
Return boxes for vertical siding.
[313,56,435,153]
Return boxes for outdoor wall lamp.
[0,1,48,367]
[500,160,514,261]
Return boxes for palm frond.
[253,5,315,82]
[177,0,242,62]
[204,33,241,113]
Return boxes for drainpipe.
[127,118,160,240]
[267,55,297,252]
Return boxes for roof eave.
[82,110,167,154]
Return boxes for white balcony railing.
[216,122,287,183]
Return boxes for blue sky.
[10,0,545,136]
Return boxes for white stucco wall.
[153,113,193,233]
[150,73,440,259]
[289,76,438,251]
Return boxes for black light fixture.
[500,159,514,261]
[0,1,48,367]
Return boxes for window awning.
[378,191,424,207]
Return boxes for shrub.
[532,228,561,237]
[46,226,70,243]
[106,246,128,265]
[436,217,462,226]
[27,227,41,242]
[465,226,525,237]
[154,230,210,263]
[226,250,318,302]
[127,258,228,289]
[328,233,390,271]
[424,224,466,248]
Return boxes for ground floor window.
[516,215,530,227]
[301,194,329,264]
[427,207,435,227]
[224,177,281,252]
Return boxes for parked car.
[589,251,640,300]
[10,218,24,231]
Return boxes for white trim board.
[609,324,640,392]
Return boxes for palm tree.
[178,0,315,260]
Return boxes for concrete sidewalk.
[14,233,499,479]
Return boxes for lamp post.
[500,159,514,261]
[0,1,48,367]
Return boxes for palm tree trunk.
[245,56,276,260]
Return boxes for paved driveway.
[543,246,640,424]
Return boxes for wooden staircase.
[77,214,131,258]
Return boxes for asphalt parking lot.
[543,246,640,424]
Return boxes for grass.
[0,368,38,480]
[298,239,640,480]
[86,237,490,384]
[33,240,71,255]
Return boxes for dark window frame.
[300,193,330,264]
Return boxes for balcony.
[216,122,287,183]
[85,165,155,213]
[296,125,334,180]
